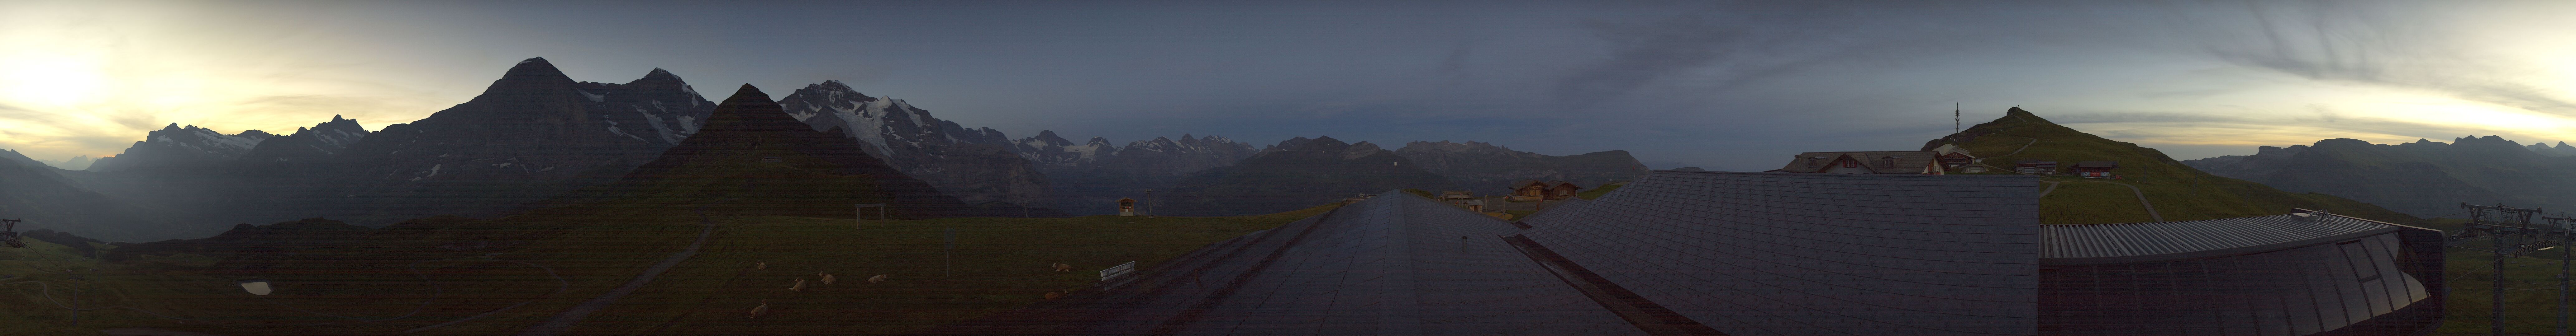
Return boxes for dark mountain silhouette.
[300,57,717,225]
[1011,131,1259,215]
[1152,136,1457,216]
[551,84,1041,218]
[84,124,273,173]
[1391,140,1649,194]
[0,148,170,242]
[2183,136,2576,217]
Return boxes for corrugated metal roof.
[1521,170,2044,335]
[2039,212,2396,259]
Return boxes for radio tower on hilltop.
[1946,102,1961,143]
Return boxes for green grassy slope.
[0,199,1333,335]
[1943,108,2417,224]
[1576,183,1624,199]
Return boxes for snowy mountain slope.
[1011,132,1258,215]
[778,80,1046,207]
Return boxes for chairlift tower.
[2450,203,2546,336]
[2548,215,2576,336]
[1,218,22,248]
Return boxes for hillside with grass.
[1931,108,2417,224]
[0,82,1337,335]
[0,198,1335,335]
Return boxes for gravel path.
[517,213,718,336]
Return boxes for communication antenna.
[1954,102,1961,134]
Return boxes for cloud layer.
[2,1,2572,169]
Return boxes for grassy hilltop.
[1936,108,2417,224]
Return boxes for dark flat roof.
[923,191,1645,335]
[1521,170,2043,335]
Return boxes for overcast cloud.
[3,0,2573,170]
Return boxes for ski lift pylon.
[1,219,23,248]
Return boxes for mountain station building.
[932,170,2441,335]
[1770,151,1947,175]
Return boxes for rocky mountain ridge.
[1012,131,1258,214]
[2181,135,2576,217]
[304,57,718,225]
[778,80,1045,207]
[85,124,274,172]
[1153,136,1455,216]
[558,84,1003,218]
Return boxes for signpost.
[943,228,956,278]
[1099,261,1137,288]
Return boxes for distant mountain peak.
[493,56,574,87]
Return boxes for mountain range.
[4,57,1649,241]
[1390,140,1650,194]
[1151,136,1459,217]
[779,81,1047,208]
[1011,131,1260,215]
[2183,135,2576,218]
[555,84,988,218]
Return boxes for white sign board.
[1099,261,1137,282]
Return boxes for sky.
[2,0,2571,171]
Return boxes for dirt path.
[2044,180,2164,222]
[1978,134,2042,174]
[517,214,719,336]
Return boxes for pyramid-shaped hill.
[1925,107,2416,224]
[547,84,996,218]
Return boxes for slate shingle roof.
[1519,170,2045,335]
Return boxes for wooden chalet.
[1930,143,1976,170]
[2014,160,2058,175]
[1117,198,1137,217]
[1508,180,1581,202]
[2073,161,2118,178]
[1766,151,1945,175]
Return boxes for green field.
[2038,179,2157,224]
[1947,109,2417,224]
[0,201,1333,335]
